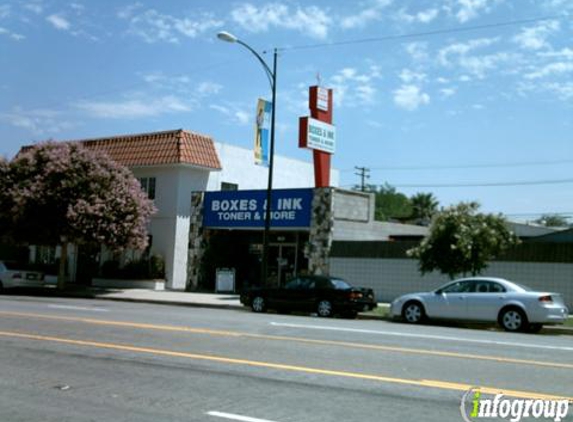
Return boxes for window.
[474,281,507,293]
[440,281,474,294]
[221,182,238,191]
[138,177,156,200]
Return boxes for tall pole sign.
[299,86,335,187]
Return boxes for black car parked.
[240,275,377,318]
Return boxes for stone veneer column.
[307,187,334,275]
[187,192,205,290]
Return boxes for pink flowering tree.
[3,142,156,290]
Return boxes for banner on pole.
[254,98,271,166]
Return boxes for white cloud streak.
[46,14,71,31]
[231,3,331,39]
[340,0,393,29]
[393,84,430,110]
[120,8,223,43]
[76,96,195,118]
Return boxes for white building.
[76,129,339,289]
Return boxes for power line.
[282,15,564,52]
[340,158,573,173]
[391,178,573,188]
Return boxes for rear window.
[513,282,533,292]
[330,278,352,290]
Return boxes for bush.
[100,255,165,280]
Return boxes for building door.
[268,243,298,286]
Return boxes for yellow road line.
[1,310,572,371]
[0,329,570,402]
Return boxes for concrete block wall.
[330,257,573,309]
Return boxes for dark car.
[240,275,377,318]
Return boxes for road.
[0,295,571,422]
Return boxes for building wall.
[132,165,210,290]
[208,142,340,191]
[330,257,573,309]
[331,189,428,241]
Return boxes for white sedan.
[0,261,45,290]
[390,277,569,332]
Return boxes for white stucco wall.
[132,165,210,290]
[208,142,340,191]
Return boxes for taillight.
[538,295,553,303]
[13,273,22,279]
[349,292,363,300]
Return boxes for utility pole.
[354,166,370,192]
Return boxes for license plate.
[26,274,38,280]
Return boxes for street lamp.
[217,31,278,287]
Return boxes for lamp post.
[217,31,277,287]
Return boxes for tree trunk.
[57,241,68,291]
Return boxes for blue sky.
[1,0,572,222]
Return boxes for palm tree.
[410,192,439,225]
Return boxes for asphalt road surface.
[0,294,571,422]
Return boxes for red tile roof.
[76,129,221,169]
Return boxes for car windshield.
[330,278,352,290]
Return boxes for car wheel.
[317,300,333,317]
[499,307,528,332]
[402,301,425,324]
[251,296,267,313]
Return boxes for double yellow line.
[0,311,571,401]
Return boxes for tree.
[2,142,156,289]
[534,214,570,227]
[410,192,439,226]
[357,183,412,221]
[407,202,519,279]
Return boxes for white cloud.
[525,62,573,79]
[340,0,393,29]
[404,42,430,62]
[440,87,457,98]
[231,3,331,39]
[438,37,499,65]
[545,82,573,100]
[437,37,515,79]
[210,104,251,126]
[0,108,75,135]
[0,26,25,41]
[393,85,430,110]
[399,69,427,83]
[397,8,439,24]
[117,3,143,19]
[23,2,43,15]
[449,0,503,23]
[121,8,223,43]
[47,14,71,31]
[328,65,382,107]
[513,20,560,50]
[197,81,223,96]
[76,95,195,118]
[539,47,573,60]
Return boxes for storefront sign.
[203,189,313,229]
[316,86,329,111]
[299,117,336,154]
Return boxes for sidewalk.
[92,288,244,310]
